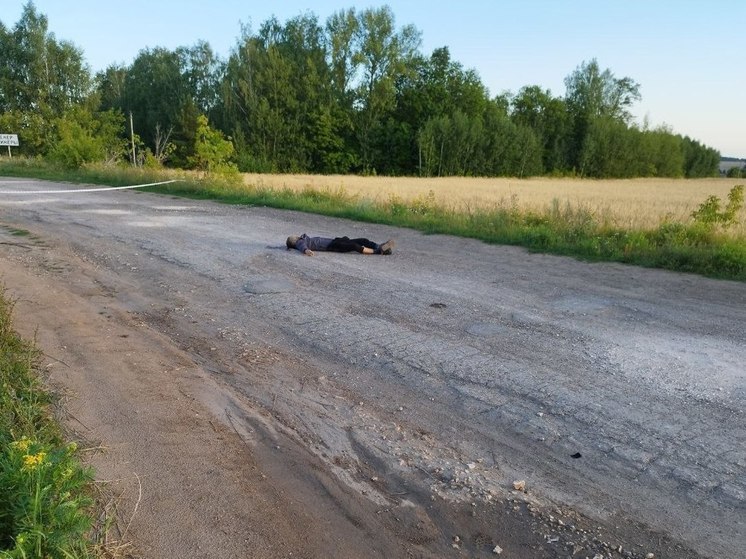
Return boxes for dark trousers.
[328,237,379,253]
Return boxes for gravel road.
[0,177,744,558]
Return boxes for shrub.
[48,119,104,170]
[189,115,237,175]
[691,185,744,228]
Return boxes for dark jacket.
[294,234,333,253]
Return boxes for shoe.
[379,239,395,255]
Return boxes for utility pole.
[129,111,136,166]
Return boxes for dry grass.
[243,173,746,234]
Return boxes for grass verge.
[1,159,745,281]
[0,286,95,558]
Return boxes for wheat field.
[243,174,746,233]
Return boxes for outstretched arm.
[295,237,313,256]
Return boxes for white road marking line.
[0,179,181,195]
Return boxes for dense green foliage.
[0,288,94,558]
[1,2,720,177]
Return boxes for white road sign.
[0,134,19,146]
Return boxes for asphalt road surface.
[0,177,743,558]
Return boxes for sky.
[3,0,745,158]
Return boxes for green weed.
[691,185,744,228]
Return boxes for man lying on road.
[286,234,395,256]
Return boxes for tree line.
[0,2,720,178]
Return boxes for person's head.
[286,235,300,249]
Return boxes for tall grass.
[1,159,744,280]
[0,157,188,191]
[241,172,746,235]
[0,287,94,558]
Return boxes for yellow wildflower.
[11,437,32,453]
[22,451,46,471]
